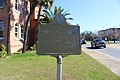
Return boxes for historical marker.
[37,14,81,55]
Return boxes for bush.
[0,45,7,58]
[29,44,36,50]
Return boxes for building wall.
[98,28,120,40]
[98,30,105,37]
[10,0,30,53]
[10,0,23,53]
[0,0,30,53]
[0,1,8,45]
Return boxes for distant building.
[98,28,120,41]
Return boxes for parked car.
[80,39,86,44]
[91,38,106,48]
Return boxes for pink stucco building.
[0,0,30,53]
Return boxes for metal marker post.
[57,55,62,80]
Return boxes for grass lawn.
[0,51,120,80]
[106,41,119,44]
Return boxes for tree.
[6,0,11,54]
[41,6,73,23]
[22,0,54,53]
[81,31,98,41]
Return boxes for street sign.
[37,14,81,55]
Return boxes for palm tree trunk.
[22,13,31,53]
[37,6,42,20]
[6,0,11,54]
[22,4,36,53]
[33,6,42,45]
[22,0,53,53]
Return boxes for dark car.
[91,38,106,48]
[80,39,86,44]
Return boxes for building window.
[15,23,19,38]
[20,0,24,15]
[0,0,3,8]
[15,0,18,10]
[21,25,24,39]
[0,20,3,39]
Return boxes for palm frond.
[64,13,71,16]
[65,18,73,20]
[58,6,62,13]
[42,5,73,23]
[49,9,54,18]
[63,10,69,15]
[42,10,52,19]
[59,9,64,14]
[40,15,45,17]
[54,6,57,15]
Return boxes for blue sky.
[54,0,120,33]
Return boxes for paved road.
[82,43,120,76]
[83,44,120,60]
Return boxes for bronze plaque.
[37,23,81,55]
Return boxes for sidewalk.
[82,45,120,77]
[107,43,120,49]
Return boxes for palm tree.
[6,0,11,54]
[22,0,54,53]
[41,6,73,23]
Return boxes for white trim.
[21,25,24,39]
[0,6,3,8]
[14,21,19,39]
[15,0,19,11]
[0,37,3,39]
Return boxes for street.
[82,43,120,76]
[83,43,120,60]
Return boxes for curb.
[82,45,120,77]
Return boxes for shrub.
[29,44,36,50]
[0,45,7,58]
